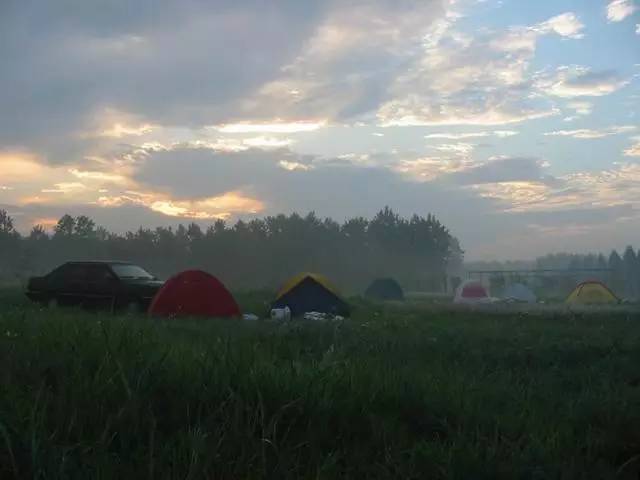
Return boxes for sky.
[0,0,639,260]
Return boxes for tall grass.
[1,293,640,478]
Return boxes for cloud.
[516,205,636,229]
[445,157,553,186]
[0,1,342,161]
[215,121,325,134]
[468,181,556,214]
[132,145,305,199]
[625,138,640,156]
[473,162,640,214]
[97,190,264,220]
[236,1,448,123]
[0,1,637,259]
[278,160,314,171]
[4,139,640,260]
[123,143,512,245]
[0,151,52,183]
[127,142,640,258]
[544,125,636,138]
[532,12,585,39]
[41,183,88,194]
[567,101,593,116]
[99,123,155,138]
[492,12,584,54]
[393,152,548,186]
[426,132,490,140]
[376,12,584,127]
[538,66,629,97]
[394,156,476,181]
[0,149,136,208]
[562,101,592,122]
[379,103,558,127]
[494,130,521,138]
[242,137,294,148]
[69,168,130,184]
[607,0,637,22]
[431,143,476,154]
[425,130,519,139]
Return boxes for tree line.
[470,250,640,300]
[0,207,463,293]
[535,250,640,299]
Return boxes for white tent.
[453,280,493,304]
[502,283,537,303]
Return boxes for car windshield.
[110,264,154,279]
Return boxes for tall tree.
[609,250,624,296]
[0,208,464,291]
[0,210,20,277]
[74,215,96,238]
[54,215,76,237]
[0,209,17,236]
[622,246,638,299]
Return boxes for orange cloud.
[196,192,264,213]
[20,195,48,205]
[32,217,59,229]
[0,151,48,183]
[96,190,264,220]
[41,182,88,194]
[99,122,155,138]
[69,168,130,184]
[0,150,139,208]
[79,107,157,139]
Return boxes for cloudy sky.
[1,0,639,260]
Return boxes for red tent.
[453,280,490,304]
[462,282,488,298]
[148,270,240,318]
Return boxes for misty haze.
[1,1,639,478]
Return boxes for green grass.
[1,289,640,478]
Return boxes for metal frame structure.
[467,268,612,279]
[467,269,613,293]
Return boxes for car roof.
[65,261,134,266]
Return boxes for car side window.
[48,264,76,285]
[66,265,88,283]
[48,264,71,282]
[86,265,116,283]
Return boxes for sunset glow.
[1,0,638,258]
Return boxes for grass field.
[1,288,640,479]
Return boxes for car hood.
[121,278,165,290]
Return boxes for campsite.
[1,210,640,478]
[2,0,639,477]
[2,265,640,478]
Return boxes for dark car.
[26,261,164,313]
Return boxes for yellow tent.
[273,272,350,317]
[566,280,619,305]
[276,272,340,300]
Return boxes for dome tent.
[566,280,618,305]
[364,277,404,301]
[272,272,350,317]
[149,270,240,318]
[453,280,491,304]
[502,283,537,303]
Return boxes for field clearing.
[1,288,640,478]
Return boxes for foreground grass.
[1,295,640,478]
